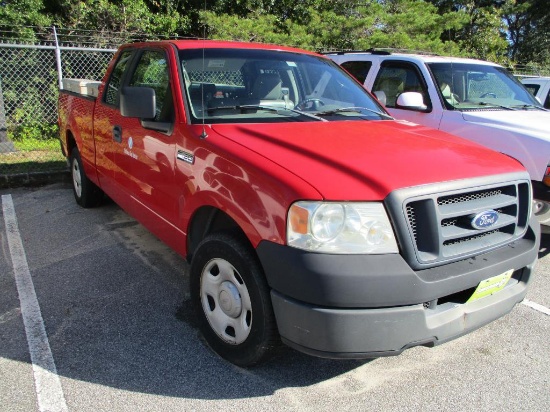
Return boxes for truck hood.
[211,120,526,200]
[461,110,550,142]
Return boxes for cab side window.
[372,62,429,108]
[522,83,550,109]
[340,61,372,85]
[104,50,133,106]
[129,50,173,123]
[522,83,540,96]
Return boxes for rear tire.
[190,232,279,366]
[70,147,103,208]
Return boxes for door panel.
[94,50,134,193]
[116,49,179,224]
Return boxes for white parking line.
[522,299,550,316]
[2,195,69,412]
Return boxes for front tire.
[190,232,278,366]
[70,147,103,208]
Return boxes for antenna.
[200,0,208,139]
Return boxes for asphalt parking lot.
[1,183,549,412]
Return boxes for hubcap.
[218,281,242,318]
[72,158,82,198]
[200,258,252,345]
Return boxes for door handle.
[113,126,122,143]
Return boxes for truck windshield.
[179,48,389,123]
[428,62,542,111]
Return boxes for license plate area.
[467,269,514,303]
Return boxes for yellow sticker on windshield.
[467,270,514,303]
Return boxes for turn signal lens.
[289,204,309,234]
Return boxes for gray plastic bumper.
[271,262,534,358]
[257,217,539,358]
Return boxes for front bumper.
[256,217,539,358]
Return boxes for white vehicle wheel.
[200,258,252,344]
[69,147,103,208]
[190,232,278,366]
[71,154,83,198]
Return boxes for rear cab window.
[522,83,541,96]
[340,61,373,85]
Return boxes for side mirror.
[120,87,156,119]
[396,92,428,112]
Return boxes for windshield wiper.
[477,102,517,111]
[206,104,327,121]
[512,104,550,112]
[315,107,394,119]
[241,105,328,121]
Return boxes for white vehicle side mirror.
[536,96,542,104]
[396,92,428,111]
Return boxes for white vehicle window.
[522,83,540,96]
[372,62,430,109]
[429,63,541,111]
[340,61,372,85]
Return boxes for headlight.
[287,201,398,254]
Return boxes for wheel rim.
[200,258,252,345]
[72,157,82,198]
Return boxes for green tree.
[3,0,547,65]
[0,0,51,39]
[427,0,510,63]
[504,0,550,65]
[46,0,189,42]
[202,0,467,54]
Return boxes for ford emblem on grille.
[471,210,499,230]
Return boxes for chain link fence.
[2,26,550,187]
[0,31,116,186]
[513,64,550,78]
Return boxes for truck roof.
[519,76,550,83]
[123,39,320,56]
[325,50,501,67]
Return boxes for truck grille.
[386,173,531,270]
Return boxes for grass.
[0,138,67,175]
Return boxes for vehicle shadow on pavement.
[8,184,545,402]
[176,296,373,387]
[0,184,373,402]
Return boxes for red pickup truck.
[58,40,540,366]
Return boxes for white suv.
[327,51,550,229]
[520,76,550,109]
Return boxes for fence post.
[53,26,63,89]
[0,77,16,153]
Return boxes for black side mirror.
[120,87,156,119]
